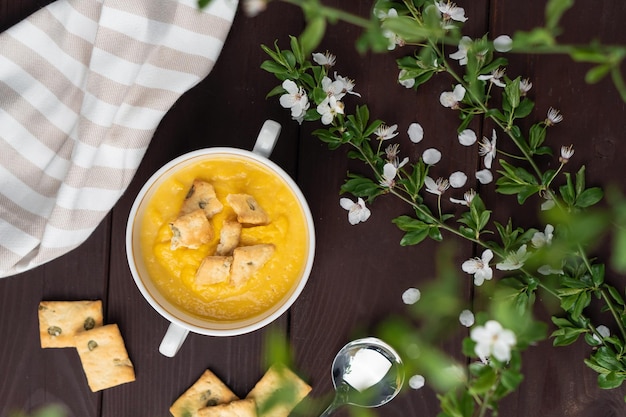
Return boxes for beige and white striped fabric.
[0,0,238,278]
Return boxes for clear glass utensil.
[319,337,405,417]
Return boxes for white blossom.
[470,320,517,362]
[532,224,554,248]
[538,265,563,276]
[317,96,344,125]
[459,309,475,327]
[440,84,466,109]
[408,122,424,143]
[402,288,421,304]
[243,0,268,17]
[279,80,309,122]
[493,35,513,52]
[546,107,563,125]
[422,148,442,165]
[339,197,371,225]
[559,145,575,164]
[479,129,497,169]
[334,72,360,97]
[436,1,468,23]
[541,193,556,211]
[383,30,404,50]
[450,189,476,206]
[385,143,408,169]
[458,129,477,146]
[424,176,450,195]
[380,163,398,187]
[475,169,493,184]
[519,78,533,96]
[496,244,529,271]
[478,68,506,88]
[593,325,611,343]
[321,76,346,99]
[375,124,399,141]
[408,374,426,389]
[398,69,416,88]
[449,171,467,188]
[449,36,472,65]
[462,249,493,286]
[312,51,336,67]
[376,7,398,20]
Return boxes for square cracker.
[180,179,224,219]
[170,369,239,417]
[38,300,103,348]
[246,364,312,417]
[226,194,269,225]
[195,256,233,286]
[197,399,256,417]
[74,324,135,392]
[230,244,275,286]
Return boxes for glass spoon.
[319,337,405,417]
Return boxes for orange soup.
[139,154,310,321]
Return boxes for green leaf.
[514,98,534,119]
[392,215,429,232]
[575,187,603,208]
[571,47,613,64]
[299,17,327,56]
[598,372,625,389]
[572,291,592,319]
[500,368,524,391]
[586,64,612,84]
[289,35,305,65]
[504,78,521,109]
[528,124,546,151]
[545,0,574,31]
[607,285,626,306]
[469,366,497,394]
[593,347,625,371]
[260,60,289,75]
[400,229,430,246]
[534,146,553,156]
[591,264,605,287]
[281,50,296,69]
[517,185,541,204]
[197,0,212,8]
[340,175,382,201]
[559,173,575,205]
[575,166,586,196]
[551,326,586,346]
[428,226,443,241]
[551,316,575,328]
[584,358,610,374]
[265,84,286,99]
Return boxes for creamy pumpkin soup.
[139,154,310,321]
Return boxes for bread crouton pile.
[38,300,135,392]
[170,179,276,287]
[170,365,311,417]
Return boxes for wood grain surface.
[1,1,626,417]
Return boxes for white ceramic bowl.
[125,121,315,356]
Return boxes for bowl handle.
[252,120,281,158]
[159,322,190,357]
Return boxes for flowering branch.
[251,0,626,414]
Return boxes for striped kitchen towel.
[0,0,238,278]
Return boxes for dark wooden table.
[2,1,626,416]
